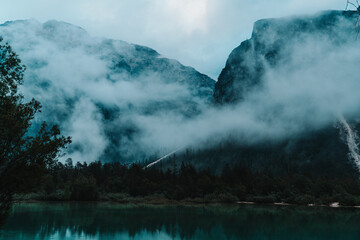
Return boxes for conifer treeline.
[14,158,360,206]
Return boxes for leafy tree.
[0,37,71,225]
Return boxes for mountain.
[179,10,360,177]
[2,11,360,177]
[0,19,215,163]
[214,10,359,104]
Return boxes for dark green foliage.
[160,131,358,179]
[20,159,360,206]
[6,120,358,206]
[0,37,25,96]
[71,174,99,201]
[0,38,71,225]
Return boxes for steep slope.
[204,11,360,177]
[214,10,359,104]
[0,19,215,163]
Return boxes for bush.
[42,174,56,194]
[71,174,99,201]
[340,195,360,206]
[234,185,247,200]
[217,192,238,203]
[248,195,276,204]
[293,194,315,205]
[46,190,70,201]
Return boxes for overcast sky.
[0,0,345,79]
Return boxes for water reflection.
[1,203,360,239]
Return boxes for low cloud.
[1,13,360,164]
[0,0,346,79]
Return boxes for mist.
[134,12,360,158]
[1,12,360,164]
[0,0,345,79]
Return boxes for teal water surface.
[1,203,360,239]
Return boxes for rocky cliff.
[214,10,359,104]
[203,10,360,177]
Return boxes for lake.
[1,203,360,239]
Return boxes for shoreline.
[237,201,360,209]
[12,197,360,209]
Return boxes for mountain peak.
[214,10,359,104]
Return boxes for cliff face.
[214,11,359,104]
[202,10,360,177]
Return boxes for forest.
[11,156,360,207]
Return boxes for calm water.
[1,203,360,240]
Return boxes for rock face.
[0,19,215,163]
[207,10,360,177]
[214,10,358,104]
